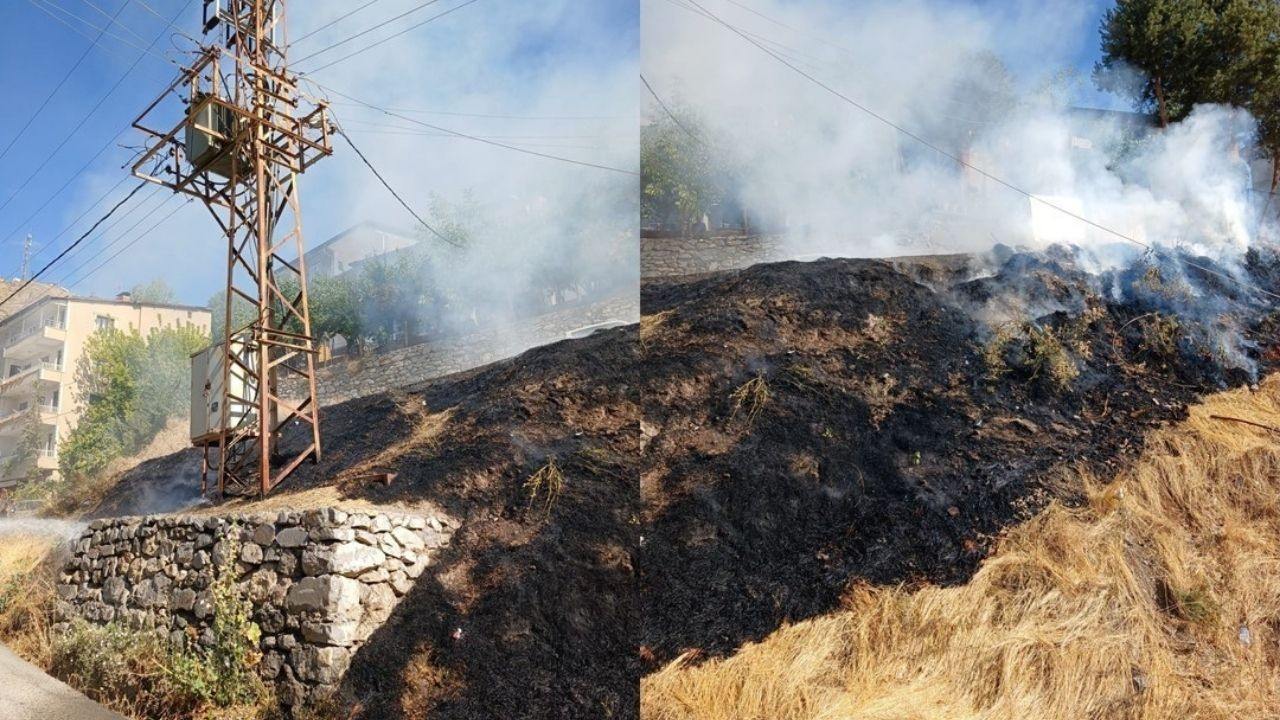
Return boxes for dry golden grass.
[640,311,674,350]
[197,400,455,518]
[525,457,565,518]
[730,373,772,426]
[334,402,454,487]
[0,533,60,666]
[643,374,1280,720]
[399,645,462,719]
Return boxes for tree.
[1094,0,1220,127]
[207,288,256,340]
[134,324,209,436]
[427,190,484,248]
[7,409,48,497]
[641,101,726,234]
[128,278,177,305]
[1211,0,1280,191]
[58,325,208,482]
[308,274,363,350]
[59,330,146,479]
[356,253,427,350]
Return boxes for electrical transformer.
[185,95,240,178]
[189,335,257,445]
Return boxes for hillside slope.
[638,251,1280,666]
[643,372,1280,720]
[104,327,641,720]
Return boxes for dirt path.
[0,643,126,720]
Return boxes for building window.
[96,315,115,331]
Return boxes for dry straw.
[644,375,1280,720]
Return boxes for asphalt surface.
[0,643,126,720]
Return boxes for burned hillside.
[103,326,641,720]
[638,249,1280,666]
[92,245,1280,716]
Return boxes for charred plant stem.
[1208,414,1280,433]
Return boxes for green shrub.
[982,321,1083,392]
[51,619,192,717]
[168,530,269,711]
[1024,324,1080,391]
[50,530,270,719]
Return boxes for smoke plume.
[645,0,1279,376]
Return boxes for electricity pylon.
[131,0,332,496]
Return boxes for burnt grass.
[638,249,1280,667]
[106,327,641,720]
[96,246,1280,716]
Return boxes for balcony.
[36,447,58,470]
[3,320,66,360]
[0,363,63,394]
[0,404,57,437]
[0,447,57,482]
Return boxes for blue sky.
[0,0,637,305]
[0,0,1116,306]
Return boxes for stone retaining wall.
[282,292,638,407]
[641,234,785,278]
[54,508,455,705]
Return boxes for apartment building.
[302,223,418,280]
[0,293,211,489]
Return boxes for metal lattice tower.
[20,235,31,281]
[131,0,332,496]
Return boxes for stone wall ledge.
[56,507,455,705]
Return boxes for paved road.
[0,643,126,720]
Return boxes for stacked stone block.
[280,292,638,407]
[54,508,455,704]
[640,235,785,278]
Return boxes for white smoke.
[0,517,85,540]
[643,0,1272,270]
[57,0,639,339]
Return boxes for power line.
[333,125,461,248]
[0,0,125,164]
[326,100,624,121]
[292,0,444,66]
[80,0,151,44]
[64,198,192,289]
[2,0,190,233]
[26,0,173,64]
[4,0,196,251]
[292,0,384,44]
[343,128,602,150]
[640,73,701,141]
[336,118,622,138]
[127,0,191,35]
[300,0,482,74]
[45,186,167,277]
[307,80,638,175]
[0,130,129,251]
[681,0,1280,303]
[0,181,148,311]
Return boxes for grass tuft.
[729,373,772,426]
[525,457,565,519]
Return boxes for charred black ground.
[638,247,1280,667]
[94,244,1280,715]
[103,327,641,720]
